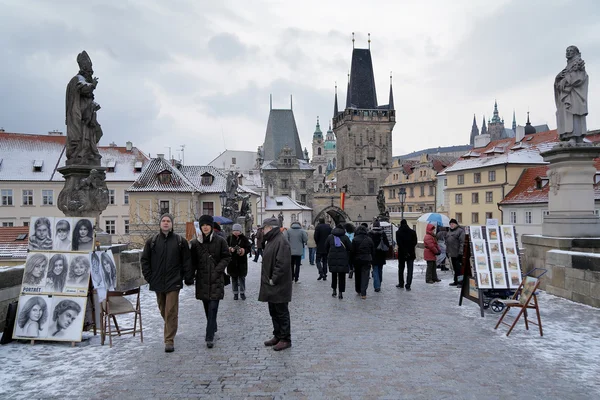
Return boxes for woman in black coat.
[351,225,375,298]
[227,224,252,300]
[369,220,390,293]
[325,224,352,299]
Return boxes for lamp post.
[399,187,407,220]
[219,191,227,217]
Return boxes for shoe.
[332,290,337,297]
[405,285,411,291]
[396,283,404,288]
[206,340,214,349]
[317,276,322,281]
[441,267,449,271]
[338,293,343,299]
[240,293,246,300]
[361,295,366,299]
[273,340,292,351]
[295,280,300,284]
[234,294,239,300]
[426,281,434,284]
[264,337,280,346]
[165,344,174,353]
[323,277,327,281]
[348,271,353,279]
[309,263,315,265]
[374,288,381,292]
[435,279,442,282]
[449,282,458,286]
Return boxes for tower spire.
[270,94,272,110]
[333,83,339,117]
[470,114,479,146]
[290,94,293,110]
[491,99,501,123]
[481,115,487,135]
[368,33,371,49]
[512,109,517,132]
[388,72,394,110]
[352,32,355,49]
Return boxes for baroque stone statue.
[226,171,238,200]
[555,45,588,144]
[376,188,386,215]
[66,51,103,166]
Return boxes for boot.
[338,293,343,299]
[234,294,239,300]
[264,337,280,347]
[332,290,337,297]
[240,293,246,300]
[348,271,353,279]
[273,340,292,351]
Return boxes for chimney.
[515,125,525,143]
[126,141,133,151]
[0,128,5,132]
[474,133,491,149]
[157,153,165,159]
[109,142,117,147]
[48,130,63,136]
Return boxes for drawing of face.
[53,259,64,275]
[57,227,69,241]
[79,225,89,238]
[73,260,86,276]
[102,258,111,273]
[29,304,43,322]
[36,224,49,240]
[57,309,77,330]
[32,262,45,278]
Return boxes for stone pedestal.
[541,145,600,237]
[57,165,109,220]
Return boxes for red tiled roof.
[0,131,66,145]
[0,226,29,261]
[0,226,29,244]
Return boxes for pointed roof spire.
[333,83,339,117]
[512,109,517,132]
[388,72,394,110]
[368,33,371,49]
[345,70,351,108]
[470,114,479,146]
[481,115,488,135]
[491,99,501,123]
[346,48,378,109]
[270,94,272,110]
[313,116,323,140]
[290,94,293,110]
[352,32,355,49]
[524,111,536,135]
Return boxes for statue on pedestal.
[555,46,588,144]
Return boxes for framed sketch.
[71,218,95,252]
[493,271,508,288]
[488,241,501,255]
[508,271,522,288]
[486,226,499,241]
[501,225,514,241]
[475,255,489,272]
[45,296,87,342]
[504,243,517,256]
[472,240,487,256]
[63,254,91,295]
[90,250,117,302]
[44,253,71,293]
[478,271,492,289]
[506,256,520,271]
[22,253,50,294]
[29,217,54,251]
[12,295,51,339]
[470,226,483,240]
[53,218,75,252]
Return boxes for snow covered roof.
[265,196,312,211]
[0,131,149,182]
[261,159,314,171]
[208,150,257,172]
[0,226,29,260]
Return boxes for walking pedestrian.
[446,219,465,287]
[314,218,332,281]
[436,227,449,271]
[306,224,317,266]
[258,217,293,351]
[395,219,417,291]
[227,223,251,300]
[285,221,308,283]
[141,213,191,353]
[213,222,227,239]
[369,220,390,292]
[423,223,441,284]
[253,226,264,262]
[351,224,375,299]
[344,223,355,278]
[187,215,231,349]
[326,224,351,299]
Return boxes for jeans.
[232,276,246,294]
[202,300,220,341]
[316,253,328,278]
[308,247,316,265]
[291,255,302,281]
[253,248,263,262]
[398,258,414,288]
[268,302,291,341]
[156,290,179,345]
[451,256,463,283]
[372,264,383,290]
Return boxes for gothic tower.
[332,46,395,199]
[469,114,479,146]
[488,100,506,140]
[311,116,327,189]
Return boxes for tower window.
[318,147,322,155]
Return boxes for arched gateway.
[313,206,351,226]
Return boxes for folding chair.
[100,287,143,347]
[494,272,544,337]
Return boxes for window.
[109,189,115,205]
[23,221,29,227]
[202,201,214,216]
[42,190,53,206]
[201,174,213,185]
[300,180,306,189]
[510,211,517,224]
[281,179,288,189]
[485,212,493,220]
[1,189,13,206]
[429,186,434,196]
[392,189,396,199]
[408,206,413,212]
[472,193,479,204]
[124,192,129,205]
[368,179,376,195]
[409,187,414,198]
[474,172,481,183]
[157,171,172,184]
[525,211,532,224]
[444,178,447,187]
[471,212,479,223]
[318,166,322,174]
[2,222,14,227]
[457,175,464,185]
[231,157,236,165]
[124,219,130,234]
[455,194,462,204]
[159,200,170,215]
[485,191,493,203]
[489,170,496,182]
[455,213,463,224]
[105,220,116,235]
[420,186,425,197]
[317,147,322,155]
[22,190,33,206]
[300,194,307,203]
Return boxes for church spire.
[491,99,501,124]
[333,83,339,117]
[388,72,394,110]
[470,114,479,146]
[512,109,517,132]
[481,115,488,135]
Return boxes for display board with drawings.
[14,216,96,343]
[89,250,117,302]
[469,225,521,290]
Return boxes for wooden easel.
[458,233,486,317]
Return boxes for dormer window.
[231,157,236,165]
[33,160,43,172]
[134,161,143,172]
[157,170,172,184]
[106,160,116,173]
[535,177,549,189]
[201,172,214,186]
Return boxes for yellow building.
[444,130,557,225]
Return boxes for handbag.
[377,239,389,252]
[223,272,231,286]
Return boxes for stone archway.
[313,206,351,227]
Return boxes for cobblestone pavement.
[1,259,600,399]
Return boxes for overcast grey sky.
[1,0,599,163]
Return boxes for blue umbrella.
[213,216,233,225]
[417,213,450,227]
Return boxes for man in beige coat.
[306,225,317,266]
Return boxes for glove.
[269,279,274,286]
[184,279,194,286]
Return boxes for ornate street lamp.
[399,187,407,220]
[219,191,227,215]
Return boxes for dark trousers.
[354,261,371,296]
[398,258,414,287]
[253,248,263,262]
[291,255,302,281]
[268,302,291,341]
[202,300,220,341]
[331,272,346,293]
[451,256,463,283]
[426,261,438,282]
[316,253,328,278]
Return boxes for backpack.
[150,232,185,251]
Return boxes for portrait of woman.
[29,217,53,251]
[89,252,104,289]
[53,219,72,251]
[45,254,69,293]
[67,255,90,286]
[15,296,48,338]
[48,299,82,338]
[100,252,117,290]
[23,253,48,285]
[72,219,94,251]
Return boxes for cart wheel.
[490,300,505,313]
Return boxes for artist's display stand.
[458,234,486,317]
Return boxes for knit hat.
[232,223,243,232]
[449,218,458,225]
[260,217,280,229]
[160,213,174,224]
[372,220,381,228]
[198,215,214,226]
[213,222,222,231]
